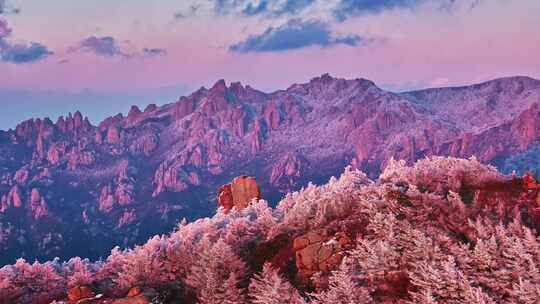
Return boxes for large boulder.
[293,228,352,284]
[217,176,261,212]
[66,286,94,303]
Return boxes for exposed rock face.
[0,186,23,211]
[106,126,121,144]
[1,75,540,265]
[217,176,261,212]
[47,142,65,165]
[29,188,47,219]
[217,184,234,211]
[270,153,308,191]
[67,286,95,302]
[293,229,352,283]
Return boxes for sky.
[0,0,539,130]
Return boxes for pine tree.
[186,238,247,304]
[223,272,246,304]
[63,257,94,288]
[249,263,305,304]
[310,258,372,304]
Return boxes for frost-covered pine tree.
[248,263,305,304]
[223,272,246,304]
[310,258,372,304]
[62,257,94,288]
[186,238,247,304]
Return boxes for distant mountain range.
[1,74,539,265]
[0,85,188,130]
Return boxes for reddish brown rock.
[68,148,96,170]
[73,111,84,130]
[95,130,103,144]
[29,188,47,219]
[217,184,234,211]
[115,182,134,206]
[172,97,195,120]
[107,126,121,144]
[217,176,261,212]
[263,101,281,130]
[99,185,116,212]
[141,133,159,156]
[1,186,23,211]
[36,135,46,158]
[126,287,142,297]
[144,104,158,113]
[47,142,66,165]
[511,103,540,149]
[117,209,136,227]
[127,106,142,125]
[249,132,262,155]
[9,186,23,208]
[270,153,307,190]
[67,286,95,302]
[15,119,38,139]
[293,229,352,283]
[152,163,191,196]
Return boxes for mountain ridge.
[1,74,540,265]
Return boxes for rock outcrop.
[292,227,357,285]
[217,176,261,212]
[66,286,95,303]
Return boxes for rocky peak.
[230,81,267,103]
[99,113,124,131]
[229,81,244,92]
[311,73,336,84]
[144,104,158,113]
[15,118,38,139]
[210,79,227,94]
[128,105,142,117]
[127,105,143,125]
[73,111,84,128]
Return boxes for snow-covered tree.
[62,257,94,288]
[310,258,372,304]
[0,258,65,304]
[249,263,305,304]
[186,238,247,304]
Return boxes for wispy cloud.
[210,0,479,21]
[75,36,128,57]
[72,36,166,59]
[143,48,167,56]
[214,0,315,17]
[0,18,10,38]
[333,0,476,21]
[229,19,364,53]
[0,4,53,64]
[174,4,201,19]
[0,41,53,63]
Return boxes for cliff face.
[1,74,540,264]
